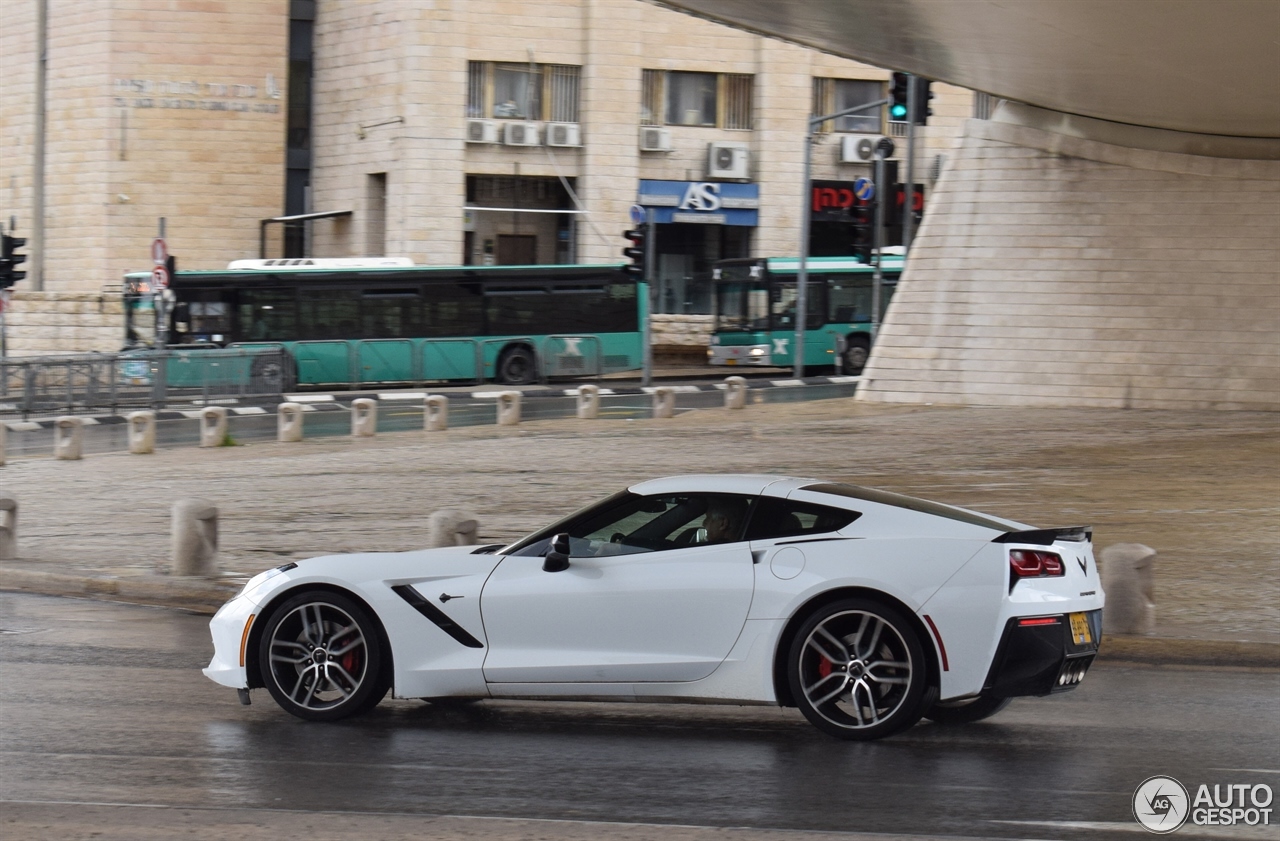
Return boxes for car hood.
[239,545,505,607]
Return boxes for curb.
[3,565,1276,667]
[0,565,240,614]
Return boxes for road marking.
[230,407,267,415]
[378,392,427,400]
[993,820,1274,839]
[283,394,334,403]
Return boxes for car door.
[480,492,756,685]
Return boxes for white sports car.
[204,475,1104,740]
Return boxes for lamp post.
[795,97,889,379]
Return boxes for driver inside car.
[701,498,747,544]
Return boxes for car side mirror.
[543,532,571,573]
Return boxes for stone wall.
[859,113,1280,410]
[651,314,715,362]
[4,293,123,356]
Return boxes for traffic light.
[622,228,646,278]
[0,234,27,288]
[889,72,910,122]
[911,78,934,125]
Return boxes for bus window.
[828,280,872,324]
[424,282,484,337]
[189,300,232,338]
[770,278,826,329]
[714,281,768,332]
[240,288,297,341]
[300,289,360,340]
[361,289,420,339]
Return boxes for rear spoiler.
[993,526,1092,546]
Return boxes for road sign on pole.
[151,265,170,289]
[151,237,168,267]
[854,177,875,202]
[629,204,646,227]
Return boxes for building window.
[466,61,581,121]
[644,70,754,129]
[812,77,883,134]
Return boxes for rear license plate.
[724,358,737,365]
[1069,612,1092,645]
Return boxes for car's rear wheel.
[924,696,1012,725]
[787,598,930,740]
[259,591,387,721]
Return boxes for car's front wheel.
[787,598,931,740]
[259,591,387,721]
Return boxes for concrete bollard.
[351,398,377,437]
[127,410,156,454]
[54,416,84,460]
[427,509,480,548]
[0,494,17,560]
[724,376,747,410]
[652,387,675,419]
[497,391,521,426]
[171,498,218,577]
[278,402,304,443]
[576,385,600,419]
[424,395,448,431]
[1100,543,1157,635]
[199,407,229,448]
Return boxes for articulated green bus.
[707,256,901,374]
[123,260,644,388]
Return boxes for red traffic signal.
[622,228,646,278]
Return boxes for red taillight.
[1009,549,1066,580]
[1018,616,1061,626]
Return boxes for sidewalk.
[0,395,1275,666]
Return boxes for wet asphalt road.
[2,592,1277,840]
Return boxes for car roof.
[628,474,816,497]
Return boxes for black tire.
[496,346,537,385]
[842,338,870,374]
[250,350,297,393]
[258,590,388,722]
[787,597,931,740]
[924,696,1012,725]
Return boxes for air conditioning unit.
[639,127,672,152]
[840,134,886,163]
[546,122,582,147]
[465,119,498,144]
[503,121,540,146]
[707,141,749,180]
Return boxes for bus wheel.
[843,338,871,375]
[251,351,297,393]
[497,346,536,385]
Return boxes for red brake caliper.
[817,655,833,678]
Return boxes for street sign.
[854,177,875,202]
[151,265,169,289]
[629,204,647,226]
[151,238,168,266]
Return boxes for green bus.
[123,260,644,388]
[707,255,901,374]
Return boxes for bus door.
[768,275,828,366]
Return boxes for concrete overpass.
[658,0,1280,409]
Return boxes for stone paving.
[1,395,1276,642]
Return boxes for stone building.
[0,0,972,354]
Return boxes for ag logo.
[1134,776,1190,833]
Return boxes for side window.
[745,497,861,541]
[510,493,754,558]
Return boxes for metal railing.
[0,347,292,419]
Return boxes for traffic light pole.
[641,211,656,388]
[796,97,889,379]
[904,76,916,253]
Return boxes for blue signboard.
[636,180,759,226]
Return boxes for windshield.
[714,262,770,332]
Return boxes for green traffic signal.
[889,103,908,120]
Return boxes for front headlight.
[749,347,766,357]
[238,562,296,597]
